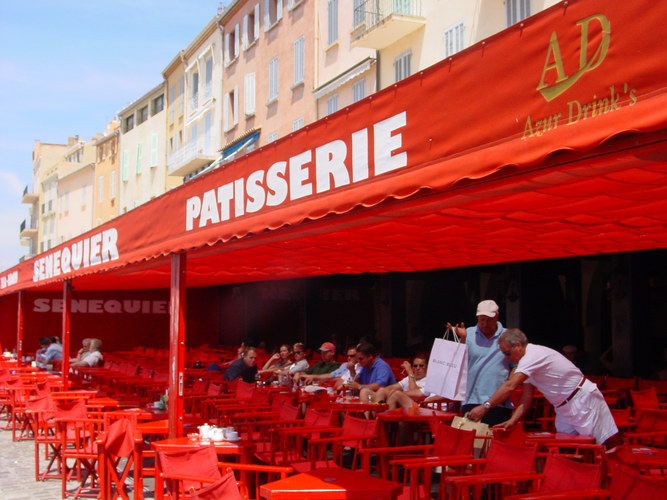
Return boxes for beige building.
[20,141,67,260]
[93,119,120,226]
[163,14,224,181]
[117,83,171,213]
[350,0,559,88]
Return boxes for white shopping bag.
[424,329,468,401]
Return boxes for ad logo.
[537,14,610,102]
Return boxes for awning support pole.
[17,290,23,365]
[62,280,71,388]
[168,252,186,438]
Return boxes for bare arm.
[467,371,530,422]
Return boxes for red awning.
[2,0,666,295]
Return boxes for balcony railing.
[167,135,218,177]
[352,0,425,49]
[22,185,38,204]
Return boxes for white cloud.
[0,170,24,198]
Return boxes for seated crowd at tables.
[1,303,666,499]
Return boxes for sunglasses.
[294,351,304,354]
[501,348,512,357]
[347,354,356,357]
[412,364,426,368]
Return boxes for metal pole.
[17,291,24,366]
[169,252,186,438]
[62,280,71,388]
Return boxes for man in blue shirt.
[348,342,396,396]
[450,300,512,426]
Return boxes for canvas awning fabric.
[2,0,666,295]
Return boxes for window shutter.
[277,0,283,20]
[234,23,240,57]
[245,73,256,115]
[224,32,230,65]
[254,4,260,38]
[136,143,143,174]
[150,133,158,167]
[121,151,129,181]
[243,15,249,49]
[233,86,239,126]
[264,0,270,31]
[223,92,229,130]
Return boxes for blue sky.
[0,0,229,271]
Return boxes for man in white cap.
[293,342,340,383]
[449,299,513,426]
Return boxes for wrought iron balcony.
[352,0,425,49]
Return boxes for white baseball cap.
[476,300,499,318]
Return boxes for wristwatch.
[483,401,491,410]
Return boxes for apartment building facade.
[163,15,224,181]
[117,83,170,213]
[93,119,120,227]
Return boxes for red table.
[260,466,402,499]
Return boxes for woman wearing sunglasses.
[361,355,430,410]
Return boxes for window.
[293,117,304,131]
[169,84,175,122]
[327,0,338,45]
[394,50,412,82]
[506,0,531,26]
[353,0,364,27]
[223,86,239,131]
[353,78,365,103]
[293,36,305,85]
[191,71,199,109]
[264,0,283,31]
[267,131,278,143]
[179,76,184,114]
[138,106,149,124]
[204,56,213,99]
[327,93,338,115]
[81,184,87,208]
[98,176,104,202]
[243,4,260,49]
[268,57,279,103]
[136,143,143,174]
[152,94,164,115]
[121,151,129,181]
[124,115,134,133]
[150,133,158,167]
[64,190,69,212]
[110,171,116,199]
[245,72,256,116]
[443,20,465,58]
[225,24,240,65]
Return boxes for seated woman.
[260,344,293,374]
[360,355,430,410]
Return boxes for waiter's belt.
[556,378,587,408]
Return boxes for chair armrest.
[446,470,541,487]
[391,455,480,468]
[278,425,340,436]
[308,432,377,445]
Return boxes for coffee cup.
[227,430,239,440]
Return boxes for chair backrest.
[540,453,605,493]
[191,472,242,500]
[251,389,271,405]
[630,387,660,409]
[270,392,296,411]
[340,415,377,447]
[235,380,255,399]
[610,464,667,500]
[192,379,208,393]
[304,408,335,427]
[55,398,88,420]
[278,402,301,421]
[432,422,476,456]
[207,383,223,396]
[157,444,222,494]
[104,418,136,459]
[492,423,526,445]
[483,440,538,474]
[632,408,667,432]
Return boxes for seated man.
[70,338,92,363]
[275,342,310,383]
[302,345,359,389]
[71,338,103,367]
[36,336,63,370]
[365,355,430,409]
[346,341,396,395]
[222,346,258,383]
[294,342,339,383]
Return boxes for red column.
[62,280,71,388]
[168,252,186,438]
[17,291,24,366]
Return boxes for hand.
[492,420,513,430]
[467,405,486,422]
[401,360,412,376]
[446,322,466,338]
[303,375,314,384]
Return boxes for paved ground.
[0,427,153,499]
[0,426,67,500]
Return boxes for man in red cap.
[297,342,340,378]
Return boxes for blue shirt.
[358,357,396,387]
[464,321,512,408]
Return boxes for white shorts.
[554,379,618,445]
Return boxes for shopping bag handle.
[444,326,460,343]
